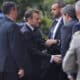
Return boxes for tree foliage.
[0,0,77,34]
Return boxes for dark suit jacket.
[20,23,51,77]
[0,16,25,79]
[61,20,77,58]
[0,12,4,19]
[48,18,63,55]
[72,22,80,34]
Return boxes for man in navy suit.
[61,4,77,58]
[46,2,63,62]
[0,1,25,80]
[45,2,68,80]
[60,5,77,79]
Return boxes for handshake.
[50,55,62,64]
[45,39,60,47]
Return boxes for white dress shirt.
[51,17,62,39]
[26,22,34,31]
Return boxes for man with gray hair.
[72,0,80,33]
[75,0,80,20]
[61,4,77,57]
[61,4,77,80]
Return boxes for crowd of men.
[0,1,80,80]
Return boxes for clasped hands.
[45,39,60,47]
[18,68,24,78]
[51,54,62,64]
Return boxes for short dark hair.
[2,1,16,14]
[24,9,40,20]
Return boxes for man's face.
[11,6,17,20]
[75,10,80,20]
[51,3,61,18]
[30,13,41,27]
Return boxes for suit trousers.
[0,72,4,80]
[0,72,18,80]
[23,75,42,80]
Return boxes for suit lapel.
[54,19,63,39]
[49,18,63,39]
[48,20,58,38]
[26,24,33,32]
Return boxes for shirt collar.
[26,22,34,31]
[5,15,15,21]
[55,17,62,22]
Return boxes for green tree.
[0,0,77,35]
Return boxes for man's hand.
[51,55,62,64]
[18,69,24,78]
[45,39,57,47]
[68,75,75,80]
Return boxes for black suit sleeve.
[61,27,71,57]
[8,23,25,69]
[23,31,51,61]
[72,23,80,34]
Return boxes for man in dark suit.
[61,4,77,58]
[61,5,77,80]
[46,2,63,61]
[20,9,61,80]
[45,2,69,80]
[0,1,25,80]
